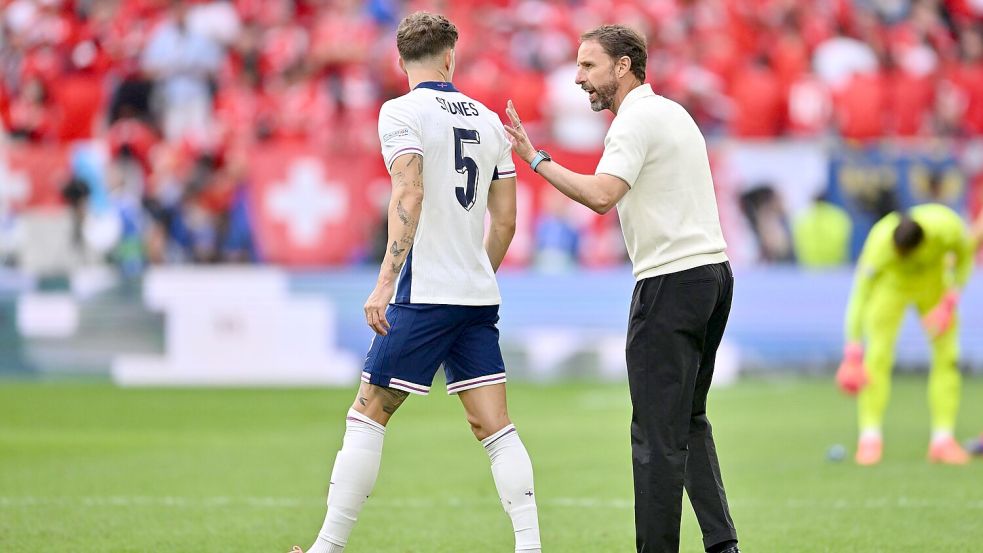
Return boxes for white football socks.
[860,428,882,441]
[307,409,386,553]
[482,424,542,553]
[931,428,954,445]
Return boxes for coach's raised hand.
[504,100,536,164]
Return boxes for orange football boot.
[928,437,970,465]
[855,435,882,466]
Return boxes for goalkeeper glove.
[836,342,867,395]
[923,289,959,339]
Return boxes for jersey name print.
[436,97,481,116]
[378,82,516,306]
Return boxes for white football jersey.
[378,81,515,305]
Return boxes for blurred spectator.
[141,0,223,142]
[813,25,880,91]
[835,67,888,140]
[2,0,983,273]
[786,73,833,135]
[309,0,376,115]
[793,193,853,268]
[942,24,983,134]
[264,61,333,143]
[740,184,796,264]
[187,0,242,46]
[7,76,54,141]
[730,56,785,137]
[53,41,107,141]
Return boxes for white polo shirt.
[595,84,728,280]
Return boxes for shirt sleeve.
[936,209,974,288]
[492,123,516,181]
[378,100,423,173]
[595,115,647,187]
[844,219,892,342]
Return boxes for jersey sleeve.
[492,123,516,181]
[917,205,974,289]
[595,115,647,187]
[378,100,423,173]
[844,218,893,342]
[937,209,974,288]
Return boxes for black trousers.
[627,262,738,553]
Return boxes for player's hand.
[364,282,394,336]
[836,342,867,395]
[923,289,959,339]
[504,99,537,164]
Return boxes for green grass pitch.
[1,377,981,552]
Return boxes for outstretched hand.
[504,99,537,164]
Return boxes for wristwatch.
[530,149,552,173]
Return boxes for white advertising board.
[113,267,359,386]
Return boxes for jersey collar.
[414,81,458,92]
[619,83,655,112]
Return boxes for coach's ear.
[398,56,407,75]
[617,55,632,79]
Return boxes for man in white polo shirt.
[505,24,739,553]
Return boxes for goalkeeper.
[837,203,974,465]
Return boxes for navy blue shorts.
[361,304,507,395]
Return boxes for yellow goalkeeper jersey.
[844,203,973,342]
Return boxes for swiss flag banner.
[248,141,385,266]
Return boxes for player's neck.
[407,68,453,91]
[611,79,644,115]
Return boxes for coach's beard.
[584,78,618,112]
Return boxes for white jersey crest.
[378,82,515,305]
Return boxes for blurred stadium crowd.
[1,0,982,271]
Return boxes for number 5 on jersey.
[453,127,480,211]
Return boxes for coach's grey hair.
[581,24,647,82]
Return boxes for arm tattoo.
[389,240,406,257]
[380,387,409,414]
[396,200,410,225]
[386,154,423,275]
[391,169,405,187]
[392,154,423,189]
[407,155,423,188]
[402,155,423,190]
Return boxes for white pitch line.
[1,496,982,510]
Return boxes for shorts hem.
[362,371,431,395]
[446,372,507,395]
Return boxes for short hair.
[580,24,647,82]
[396,12,459,63]
[893,215,925,256]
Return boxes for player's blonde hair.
[396,12,459,62]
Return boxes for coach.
[505,25,740,553]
